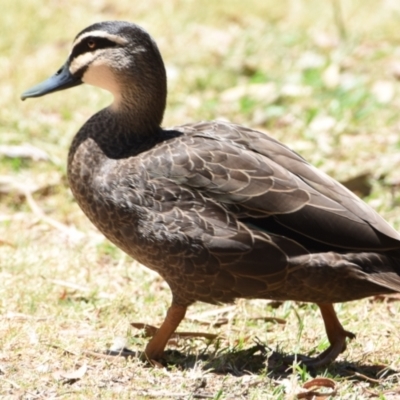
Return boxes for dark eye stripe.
[71,37,117,60]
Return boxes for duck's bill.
[21,62,82,100]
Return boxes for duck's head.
[22,21,167,124]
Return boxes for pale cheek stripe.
[69,51,102,74]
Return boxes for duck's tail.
[344,251,400,293]
[286,251,400,303]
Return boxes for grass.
[2,0,400,398]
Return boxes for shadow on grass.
[162,345,399,382]
[105,343,399,382]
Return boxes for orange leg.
[304,303,355,367]
[144,303,187,360]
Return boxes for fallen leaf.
[53,363,87,384]
[297,377,337,399]
[131,322,219,340]
[131,323,158,337]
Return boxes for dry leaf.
[131,322,219,340]
[297,377,336,399]
[131,323,158,337]
[54,363,87,383]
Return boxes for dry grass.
[2,0,400,398]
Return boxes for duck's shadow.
[164,346,397,381]
[107,344,399,382]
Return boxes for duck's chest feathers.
[67,136,199,280]
[69,138,140,231]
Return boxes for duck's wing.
[145,121,400,252]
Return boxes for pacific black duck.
[22,21,400,367]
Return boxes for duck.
[21,21,400,367]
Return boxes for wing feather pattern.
[142,121,400,251]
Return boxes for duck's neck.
[70,105,164,162]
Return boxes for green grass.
[2,0,400,398]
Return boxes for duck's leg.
[304,303,355,367]
[144,303,187,360]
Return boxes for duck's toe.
[303,328,355,368]
[300,303,356,368]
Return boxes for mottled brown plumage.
[22,21,400,367]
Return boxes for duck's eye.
[87,39,96,50]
